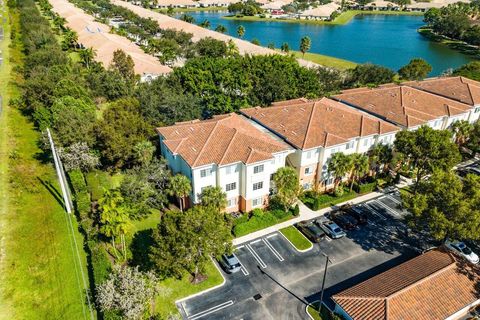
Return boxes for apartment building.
[333,84,473,130]
[241,97,400,190]
[156,113,293,213]
[404,76,480,124]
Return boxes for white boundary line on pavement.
[278,229,313,253]
[175,256,226,304]
[233,252,249,276]
[375,199,401,217]
[188,300,234,320]
[365,201,387,220]
[266,233,278,238]
[250,239,262,244]
[262,238,284,262]
[246,244,267,268]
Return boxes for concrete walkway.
[233,179,412,246]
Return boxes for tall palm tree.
[369,143,393,175]
[199,19,211,29]
[62,28,78,50]
[226,39,239,56]
[300,36,311,57]
[200,186,227,211]
[181,14,195,24]
[167,174,192,212]
[451,120,473,147]
[99,189,130,259]
[79,47,96,69]
[349,154,369,192]
[215,24,227,33]
[327,152,352,191]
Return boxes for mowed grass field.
[0,7,92,320]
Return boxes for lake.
[180,12,474,75]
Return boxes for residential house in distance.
[298,3,340,20]
[405,76,480,124]
[333,84,473,131]
[241,97,399,190]
[156,113,293,212]
[333,249,480,320]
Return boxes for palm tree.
[369,143,393,175]
[281,42,290,53]
[199,19,211,29]
[167,174,192,212]
[53,15,66,31]
[181,14,195,24]
[327,152,352,191]
[349,154,369,192]
[299,36,311,57]
[79,47,96,69]
[200,186,227,211]
[215,24,227,33]
[226,39,239,56]
[451,120,473,147]
[62,29,78,50]
[237,25,245,39]
[99,189,131,259]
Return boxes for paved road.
[178,192,428,320]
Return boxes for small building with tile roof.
[156,113,293,212]
[332,249,480,320]
[404,76,480,124]
[333,84,472,131]
[241,97,400,190]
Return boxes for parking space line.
[375,200,401,217]
[188,300,234,320]
[246,244,267,269]
[266,233,278,239]
[365,201,387,220]
[250,239,262,244]
[236,245,245,249]
[262,238,284,262]
[386,195,402,205]
[233,253,249,276]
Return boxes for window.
[346,141,354,150]
[363,138,369,147]
[303,183,312,190]
[227,198,237,208]
[253,181,263,191]
[326,177,334,185]
[306,151,312,159]
[225,165,239,175]
[304,166,314,175]
[252,197,263,207]
[225,182,236,192]
[330,148,338,155]
[475,107,480,113]
[200,168,212,178]
[253,164,264,174]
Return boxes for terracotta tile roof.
[156,114,291,168]
[333,85,472,128]
[240,97,399,150]
[333,249,480,320]
[404,76,480,107]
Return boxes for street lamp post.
[319,252,331,311]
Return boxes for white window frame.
[346,141,355,150]
[475,107,480,113]
[304,166,314,176]
[252,197,263,207]
[306,151,312,159]
[200,168,212,178]
[225,182,236,192]
[253,164,264,174]
[253,181,263,191]
[227,198,237,208]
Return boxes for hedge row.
[233,208,294,237]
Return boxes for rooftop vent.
[191,147,197,152]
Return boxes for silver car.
[318,220,346,239]
[219,254,242,273]
[445,240,479,264]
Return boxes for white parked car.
[445,240,479,264]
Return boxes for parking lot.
[177,191,429,320]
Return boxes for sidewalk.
[233,178,411,245]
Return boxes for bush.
[293,204,300,216]
[302,188,359,211]
[88,240,112,285]
[353,181,377,194]
[68,169,91,217]
[233,209,293,237]
[272,209,290,220]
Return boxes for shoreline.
[418,27,480,59]
[222,10,423,26]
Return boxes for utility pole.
[47,128,72,213]
[319,252,331,311]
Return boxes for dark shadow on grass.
[37,177,65,209]
[130,229,155,271]
[257,265,308,306]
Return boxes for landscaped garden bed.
[232,207,298,237]
[280,226,312,251]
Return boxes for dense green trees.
[346,63,395,86]
[272,167,300,211]
[453,61,480,81]
[167,174,192,212]
[393,126,461,191]
[300,36,311,57]
[398,58,432,80]
[199,186,228,211]
[403,170,480,241]
[192,37,228,58]
[150,207,232,280]
[327,152,352,190]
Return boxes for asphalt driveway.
[177,191,429,320]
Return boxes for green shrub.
[233,209,293,237]
[69,169,88,194]
[272,209,289,220]
[354,181,377,194]
[293,204,300,216]
[334,187,344,197]
[88,240,111,285]
[85,170,112,201]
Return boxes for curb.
[279,228,313,253]
[175,257,226,304]
[305,300,319,320]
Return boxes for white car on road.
[445,240,479,264]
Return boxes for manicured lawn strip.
[280,226,312,251]
[0,8,90,319]
[290,50,356,70]
[85,169,113,201]
[302,189,359,211]
[155,260,223,317]
[233,209,294,237]
[223,10,423,26]
[307,305,323,320]
[131,209,161,232]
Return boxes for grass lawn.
[290,50,356,70]
[131,209,161,233]
[306,302,324,320]
[155,261,224,317]
[223,10,422,26]
[155,6,227,13]
[85,169,114,201]
[280,226,312,251]
[0,8,91,319]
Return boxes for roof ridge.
[407,85,470,110]
[218,128,238,165]
[192,121,221,167]
[334,295,386,301]
[386,257,455,301]
[302,101,318,149]
[172,137,187,153]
